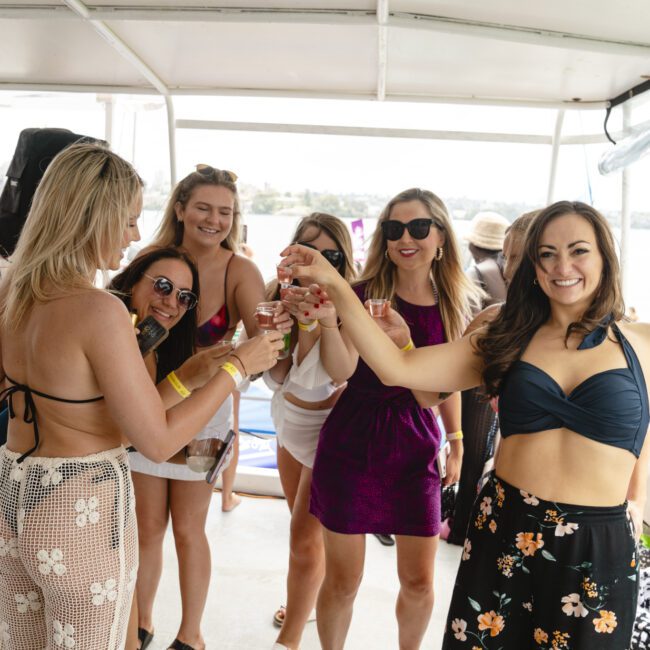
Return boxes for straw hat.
[464,211,510,251]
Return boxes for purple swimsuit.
[310,282,445,536]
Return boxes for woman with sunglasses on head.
[262,213,357,650]
[139,165,289,650]
[282,200,650,649]
[295,189,479,650]
[0,144,282,650]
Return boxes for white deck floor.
[150,492,462,649]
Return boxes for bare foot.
[222,492,242,512]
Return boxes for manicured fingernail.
[315,304,320,308]
[304,312,309,317]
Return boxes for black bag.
[0,128,104,256]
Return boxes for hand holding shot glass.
[255,301,292,359]
[368,298,389,318]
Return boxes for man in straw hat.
[464,211,510,309]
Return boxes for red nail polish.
[304,312,309,317]
[315,304,320,308]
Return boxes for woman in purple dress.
[308,188,480,649]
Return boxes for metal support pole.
[165,95,177,187]
[621,102,632,301]
[546,109,565,204]
[102,95,113,145]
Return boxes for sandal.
[373,533,395,547]
[168,640,196,650]
[138,627,154,650]
[273,605,286,628]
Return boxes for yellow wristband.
[167,371,191,399]
[401,339,415,352]
[446,430,464,441]
[298,320,318,332]
[220,361,243,388]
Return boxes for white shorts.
[271,395,330,469]
[129,394,233,481]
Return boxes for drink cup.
[368,298,389,318]
[277,264,293,284]
[255,302,278,329]
[185,438,225,473]
[255,301,291,359]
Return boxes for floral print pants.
[0,446,138,649]
[442,473,638,650]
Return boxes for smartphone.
[241,223,248,244]
[136,315,169,356]
[205,429,236,485]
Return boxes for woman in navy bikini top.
[283,199,650,650]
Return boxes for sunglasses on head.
[144,274,198,311]
[381,218,438,241]
[195,164,238,183]
[297,242,345,269]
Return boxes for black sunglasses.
[297,242,345,269]
[195,164,238,183]
[144,274,198,311]
[381,218,438,241]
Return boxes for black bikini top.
[498,321,649,457]
[0,374,103,463]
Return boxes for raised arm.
[282,245,483,393]
[87,292,282,462]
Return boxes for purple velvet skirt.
[310,387,442,537]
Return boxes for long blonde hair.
[1,143,142,329]
[153,168,241,252]
[358,188,481,341]
[266,212,356,299]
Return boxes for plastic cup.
[276,264,293,284]
[368,298,389,318]
[255,301,291,359]
[185,438,225,473]
[255,302,278,329]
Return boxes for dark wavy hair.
[476,201,624,396]
[109,247,200,382]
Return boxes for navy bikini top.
[498,321,649,457]
[0,374,103,463]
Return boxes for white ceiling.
[0,1,649,106]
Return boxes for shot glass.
[276,264,293,285]
[255,302,278,330]
[368,298,389,318]
[255,301,291,359]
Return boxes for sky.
[0,90,648,214]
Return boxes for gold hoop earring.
[435,247,444,261]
